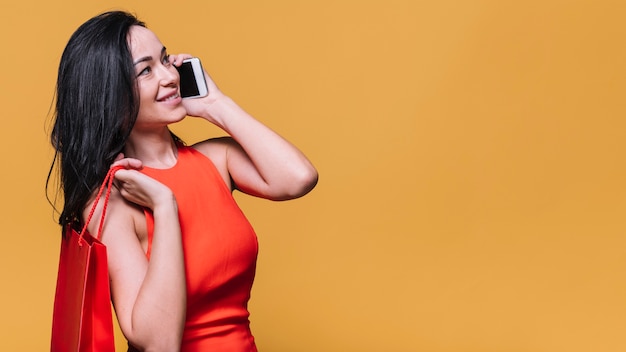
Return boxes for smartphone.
[176,58,208,98]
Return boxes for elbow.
[279,166,319,200]
[147,342,181,352]
[128,337,182,352]
[299,167,319,195]
[125,322,184,352]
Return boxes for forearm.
[206,96,318,198]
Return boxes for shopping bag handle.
[79,165,125,243]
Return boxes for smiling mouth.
[158,92,180,102]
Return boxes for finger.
[112,168,140,184]
[110,157,143,170]
[171,53,193,67]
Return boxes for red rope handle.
[79,165,125,242]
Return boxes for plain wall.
[1,0,626,351]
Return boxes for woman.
[48,10,318,351]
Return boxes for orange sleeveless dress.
[140,145,259,352]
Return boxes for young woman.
[48,10,318,351]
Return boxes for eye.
[138,66,152,76]
[162,54,171,66]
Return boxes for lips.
[157,91,180,102]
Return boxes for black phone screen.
[177,62,200,97]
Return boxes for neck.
[124,127,178,169]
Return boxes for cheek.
[137,82,160,114]
[135,82,157,118]
[137,80,153,100]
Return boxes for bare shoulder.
[191,137,238,190]
[191,137,236,162]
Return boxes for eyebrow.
[133,46,167,66]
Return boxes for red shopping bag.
[51,166,123,352]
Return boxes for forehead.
[127,26,163,58]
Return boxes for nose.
[157,63,178,86]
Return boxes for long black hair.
[47,11,145,228]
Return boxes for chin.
[174,111,188,123]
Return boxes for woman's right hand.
[110,154,175,211]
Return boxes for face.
[128,26,186,129]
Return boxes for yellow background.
[1,0,625,351]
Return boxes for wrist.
[203,95,235,121]
[204,95,249,133]
[151,191,178,216]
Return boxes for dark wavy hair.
[47,11,145,228]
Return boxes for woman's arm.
[173,55,318,200]
[85,162,186,351]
